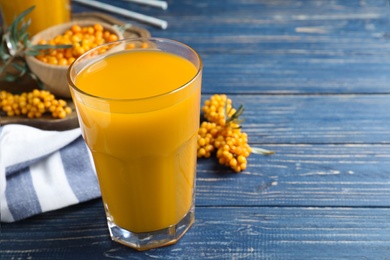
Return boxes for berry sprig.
[202,94,235,126]
[0,6,71,84]
[0,89,72,119]
[197,94,274,173]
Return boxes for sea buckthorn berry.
[202,94,237,126]
[64,30,73,36]
[58,58,68,65]
[65,107,72,115]
[229,158,237,167]
[141,42,149,48]
[71,24,81,33]
[87,27,95,35]
[35,23,119,66]
[108,34,118,42]
[126,43,136,49]
[94,23,103,32]
[197,122,220,158]
[48,57,58,65]
[95,31,103,40]
[41,56,49,63]
[0,90,72,119]
[197,148,206,157]
[197,94,273,172]
[56,52,64,60]
[196,94,253,172]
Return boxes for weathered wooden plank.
[72,0,390,95]
[148,0,390,95]
[198,53,390,94]
[188,54,390,96]
[76,0,390,39]
[149,0,390,38]
[2,202,390,259]
[196,144,390,207]
[200,95,390,144]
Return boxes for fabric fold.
[0,124,100,222]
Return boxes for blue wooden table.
[2,0,390,258]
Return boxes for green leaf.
[251,147,275,155]
[5,34,18,54]
[18,20,31,39]
[30,44,72,51]
[12,62,27,73]
[7,7,34,53]
[226,104,245,125]
[8,6,35,34]
[25,41,32,48]
[0,40,11,61]
[4,73,18,82]
[55,44,73,49]
[21,32,29,46]
[0,53,11,61]
[24,50,41,56]
[113,23,132,34]
[0,5,53,86]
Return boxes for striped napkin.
[0,124,100,222]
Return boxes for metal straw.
[120,0,168,10]
[73,0,168,29]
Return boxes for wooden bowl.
[25,21,123,98]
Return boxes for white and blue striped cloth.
[0,124,100,222]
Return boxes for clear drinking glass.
[67,38,202,250]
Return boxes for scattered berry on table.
[197,94,251,172]
[198,94,273,173]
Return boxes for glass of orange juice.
[67,38,202,251]
[0,0,70,36]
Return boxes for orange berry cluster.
[202,94,237,126]
[35,23,119,65]
[197,94,251,172]
[0,89,72,119]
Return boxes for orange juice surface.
[74,50,201,233]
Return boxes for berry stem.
[251,147,275,155]
[226,104,244,126]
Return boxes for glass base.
[107,207,195,251]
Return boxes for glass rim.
[67,37,203,102]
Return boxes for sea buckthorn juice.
[67,38,202,251]
[0,0,71,36]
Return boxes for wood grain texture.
[2,0,390,258]
[147,0,390,95]
[196,144,390,207]
[204,95,390,144]
[2,201,390,259]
